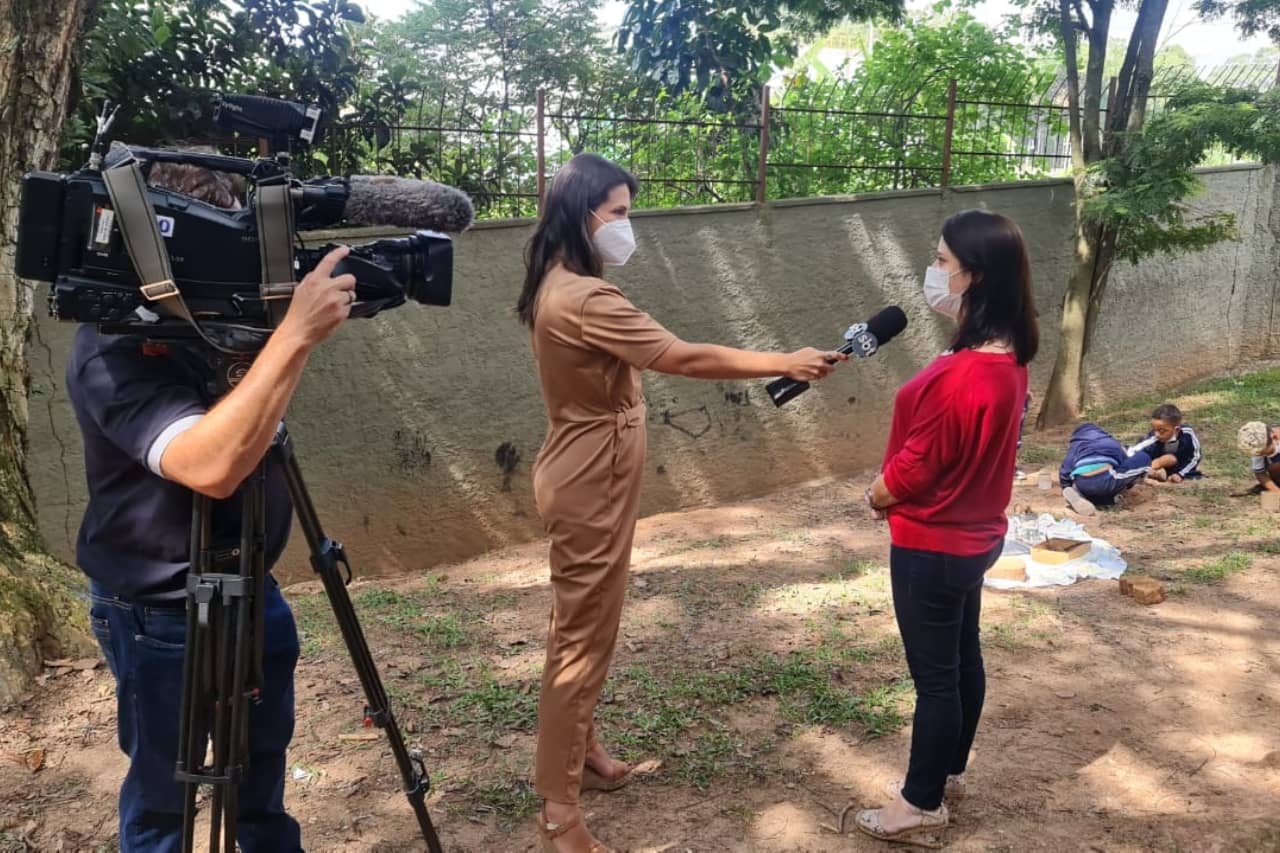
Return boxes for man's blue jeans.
[90,582,303,853]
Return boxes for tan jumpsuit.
[530,266,677,804]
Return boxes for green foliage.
[70,0,1274,227]
[68,0,365,163]
[617,0,904,111]
[1225,46,1280,67]
[328,0,612,214]
[768,14,1061,197]
[1197,0,1280,43]
[563,89,762,208]
[1184,551,1253,583]
[1084,86,1280,262]
[383,0,607,113]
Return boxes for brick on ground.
[1119,575,1164,605]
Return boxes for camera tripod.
[174,422,443,853]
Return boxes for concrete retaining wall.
[26,165,1279,580]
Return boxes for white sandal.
[855,797,949,849]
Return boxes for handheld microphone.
[766,306,909,407]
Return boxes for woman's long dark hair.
[943,210,1039,366]
[517,154,638,326]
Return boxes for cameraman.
[67,155,356,852]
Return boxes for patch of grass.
[1193,489,1229,509]
[385,678,424,716]
[416,613,468,648]
[861,572,891,594]
[688,535,732,550]
[823,559,880,583]
[1259,540,1280,555]
[1193,515,1218,529]
[415,659,473,693]
[597,641,907,789]
[353,586,412,611]
[455,777,539,826]
[769,526,814,545]
[451,679,538,731]
[769,656,908,733]
[847,634,903,664]
[1009,595,1053,619]
[481,590,519,610]
[986,594,1055,649]
[985,621,1029,650]
[736,581,769,610]
[289,593,331,658]
[1184,551,1253,583]
[672,728,761,788]
[1017,442,1061,466]
[1085,366,1280,485]
[352,587,470,649]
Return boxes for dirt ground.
[4,390,1280,851]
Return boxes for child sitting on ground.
[1125,404,1202,483]
[1059,423,1152,516]
[1237,421,1280,493]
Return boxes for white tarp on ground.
[984,513,1127,590]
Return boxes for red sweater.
[881,350,1029,556]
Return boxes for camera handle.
[174,423,444,853]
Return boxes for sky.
[359,0,1274,68]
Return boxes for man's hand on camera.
[156,246,356,497]
[278,246,357,349]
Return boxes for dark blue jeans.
[890,543,1001,811]
[90,582,303,853]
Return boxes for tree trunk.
[1040,2,1096,428]
[0,0,97,704]
[1039,207,1097,424]
[1038,0,1167,428]
[1114,0,1166,137]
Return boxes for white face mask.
[591,211,636,266]
[923,265,964,319]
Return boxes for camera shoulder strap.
[102,162,200,327]
[255,181,296,328]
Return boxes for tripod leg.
[178,467,269,853]
[221,463,265,853]
[273,428,444,853]
[209,562,241,853]
[179,495,212,853]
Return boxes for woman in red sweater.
[857,210,1038,847]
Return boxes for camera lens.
[384,231,452,307]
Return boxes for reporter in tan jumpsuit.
[518,154,846,853]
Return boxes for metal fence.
[321,63,1277,221]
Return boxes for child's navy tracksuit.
[1059,423,1152,506]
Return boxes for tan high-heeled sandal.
[855,797,949,849]
[537,806,615,853]
[582,758,663,793]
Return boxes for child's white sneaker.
[1063,486,1097,516]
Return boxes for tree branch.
[1081,0,1111,162]
[1059,0,1087,177]
[1072,0,1092,37]
[1109,0,1168,143]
